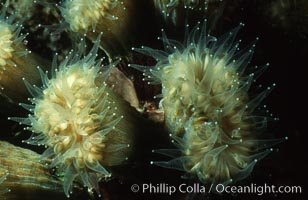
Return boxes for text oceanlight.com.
[215,183,302,195]
[130,183,302,195]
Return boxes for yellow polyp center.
[32,65,113,166]
[0,23,14,67]
[64,0,118,32]
[163,52,237,114]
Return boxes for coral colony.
[0,0,288,199]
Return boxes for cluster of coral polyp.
[0,0,286,199]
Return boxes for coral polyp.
[10,39,136,197]
[0,23,14,66]
[61,0,139,59]
[130,21,285,184]
[0,9,48,103]
[62,0,119,33]
[4,0,36,21]
[0,170,9,195]
[154,0,220,24]
[0,141,66,199]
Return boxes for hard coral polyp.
[0,8,49,103]
[154,0,221,24]
[0,141,65,199]
[10,38,136,197]
[131,21,286,184]
[61,0,142,60]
